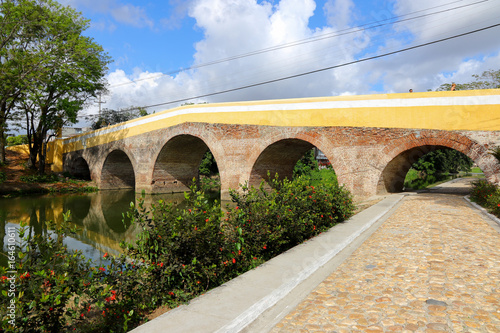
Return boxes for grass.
[302,168,337,187]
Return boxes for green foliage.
[436,69,500,91]
[470,180,500,218]
[1,216,94,332]
[1,175,355,332]
[302,168,337,187]
[0,0,111,172]
[20,174,59,183]
[412,149,473,175]
[87,107,147,130]
[0,171,6,184]
[293,149,319,178]
[228,174,355,260]
[6,135,28,146]
[198,151,219,177]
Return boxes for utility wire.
[136,22,500,110]
[109,0,487,88]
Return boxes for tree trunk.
[38,141,46,175]
[27,139,38,170]
[0,106,7,164]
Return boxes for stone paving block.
[271,187,500,333]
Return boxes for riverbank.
[0,148,96,196]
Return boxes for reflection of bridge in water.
[0,191,188,259]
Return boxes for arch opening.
[250,139,335,188]
[378,145,475,194]
[152,135,219,193]
[65,156,91,180]
[101,150,135,190]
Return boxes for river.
[0,190,190,267]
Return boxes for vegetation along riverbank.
[0,148,97,197]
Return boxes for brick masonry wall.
[63,123,500,200]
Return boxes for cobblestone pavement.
[271,180,500,332]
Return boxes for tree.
[436,69,500,91]
[293,149,319,178]
[0,0,57,163]
[10,0,111,174]
[199,151,219,177]
[412,149,473,175]
[86,107,148,130]
[6,134,28,146]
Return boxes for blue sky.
[57,0,500,121]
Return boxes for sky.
[56,0,500,124]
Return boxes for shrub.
[20,174,59,183]
[470,179,498,207]
[227,174,355,260]
[1,175,356,332]
[1,215,94,332]
[0,171,6,184]
[470,179,500,218]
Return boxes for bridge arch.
[101,149,136,190]
[151,134,219,193]
[376,132,497,194]
[64,155,91,180]
[248,134,339,189]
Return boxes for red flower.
[99,267,105,272]
[49,307,53,311]
[232,258,236,264]
[205,218,209,222]
[103,252,108,258]
[263,245,267,250]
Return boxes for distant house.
[60,127,91,138]
[314,148,331,169]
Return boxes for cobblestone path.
[271,186,500,332]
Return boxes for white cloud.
[111,4,154,28]
[61,0,154,29]
[324,0,355,29]
[84,0,500,120]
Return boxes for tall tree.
[11,0,110,174]
[0,0,53,163]
[86,107,148,130]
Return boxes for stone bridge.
[50,89,500,200]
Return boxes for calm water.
[0,190,189,267]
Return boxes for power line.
[108,0,487,88]
[135,22,500,110]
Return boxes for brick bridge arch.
[151,134,220,193]
[376,131,499,194]
[238,128,345,191]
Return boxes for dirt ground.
[0,148,92,195]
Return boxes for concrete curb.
[131,194,405,333]
[464,195,500,227]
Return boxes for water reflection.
[0,190,191,266]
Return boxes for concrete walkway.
[131,178,500,333]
